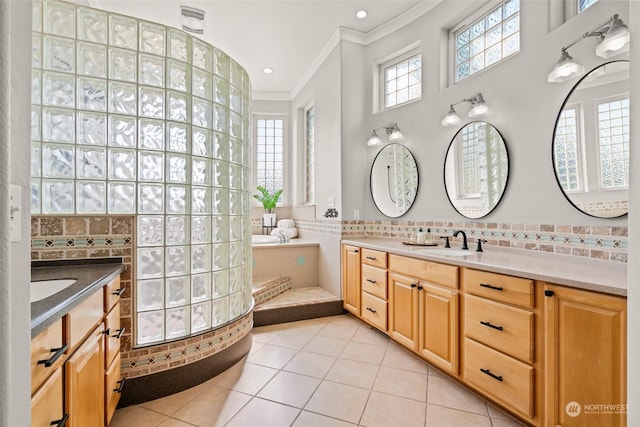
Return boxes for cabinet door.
[388,273,419,350]
[66,324,105,427]
[418,283,458,374]
[544,284,626,427]
[342,245,361,315]
[32,367,65,427]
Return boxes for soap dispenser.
[416,227,426,244]
[426,228,432,241]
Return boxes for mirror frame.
[551,60,629,219]
[443,121,510,219]
[370,143,419,218]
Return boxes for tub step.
[253,286,345,327]
[252,276,291,306]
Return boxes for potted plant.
[253,186,283,227]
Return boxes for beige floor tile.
[382,342,430,374]
[257,370,321,408]
[286,318,331,335]
[318,320,360,340]
[109,406,168,427]
[248,340,265,355]
[487,403,524,422]
[157,418,193,427]
[325,358,379,389]
[304,380,370,424]
[340,340,387,365]
[351,324,390,346]
[373,366,428,402]
[170,385,251,426]
[246,343,298,369]
[491,417,529,427]
[210,361,278,395]
[303,335,349,357]
[360,391,427,427]
[292,410,357,427]
[139,381,209,416]
[268,329,316,350]
[283,350,337,378]
[426,404,492,427]
[225,397,301,427]
[427,375,488,415]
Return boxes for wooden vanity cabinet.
[360,249,388,331]
[341,245,361,316]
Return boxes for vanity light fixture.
[367,123,404,146]
[441,92,492,127]
[180,6,205,34]
[547,14,630,83]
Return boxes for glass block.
[191,215,210,243]
[503,32,520,56]
[167,154,188,183]
[139,86,164,118]
[212,297,228,326]
[193,98,212,128]
[138,215,164,246]
[77,42,107,78]
[42,179,74,213]
[167,185,187,213]
[228,164,241,189]
[166,246,188,277]
[213,160,229,188]
[138,278,164,310]
[77,7,107,44]
[139,54,165,87]
[213,104,228,133]
[213,76,229,105]
[168,123,189,152]
[76,181,106,213]
[108,149,136,180]
[213,48,230,80]
[230,291,243,318]
[192,39,212,71]
[138,151,164,182]
[242,68,251,95]
[229,111,242,139]
[213,270,229,298]
[109,48,137,82]
[43,143,74,178]
[191,301,211,333]
[243,287,252,312]
[470,53,484,74]
[44,36,75,73]
[76,146,106,179]
[191,271,211,302]
[229,216,242,241]
[140,21,165,56]
[503,0,519,18]
[192,69,212,99]
[31,143,42,177]
[191,245,211,272]
[212,216,228,243]
[44,0,76,38]
[107,182,135,213]
[485,43,502,67]
[166,306,189,338]
[31,181,41,213]
[192,128,211,157]
[168,29,189,62]
[229,266,242,293]
[212,189,229,215]
[109,82,137,115]
[229,190,242,215]
[230,59,243,88]
[192,187,210,214]
[139,119,164,150]
[137,247,164,279]
[109,14,137,50]
[33,0,42,32]
[167,92,188,122]
[192,157,210,185]
[138,183,164,213]
[167,60,189,92]
[229,86,241,113]
[32,70,42,105]
[470,36,484,57]
[32,33,42,69]
[166,276,190,307]
[212,243,229,270]
[137,311,164,344]
[43,72,74,108]
[166,215,188,245]
[77,77,107,111]
[213,132,229,160]
[229,241,242,267]
[108,115,136,147]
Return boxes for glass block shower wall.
[31,0,253,345]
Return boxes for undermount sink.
[31,279,77,302]
[415,248,475,257]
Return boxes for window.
[578,0,598,13]
[554,107,582,192]
[255,117,285,202]
[597,97,629,189]
[452,0,520,83]
[381,52,422,109]
[304,106,315,204]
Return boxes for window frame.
[303,104,315,205]
[595,94,630,191]
[377,48,423,111]
[253,114,287,206]
[554,104,585,194]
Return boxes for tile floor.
[109,314,528,427]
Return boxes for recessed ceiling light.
[356,10,367,19]
[262,67,274,74]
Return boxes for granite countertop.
[342,238,627,297]
[31,259,125,337]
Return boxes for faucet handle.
[440,235,451,248]
[476,239,487,252]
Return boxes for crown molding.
[252,91,294,101]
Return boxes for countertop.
[342,238,627,297]
[31,259,125,337]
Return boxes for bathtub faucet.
[274,229,289,243]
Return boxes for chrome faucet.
[274,229,289,243]
[452,230,468,250]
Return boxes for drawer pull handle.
[410,283,417,288]
[480,321,504,331]
[366,307,377,314]
[354,249,359,253]
[114,377,127,393]
[38,344,69,368]
[417,285,423,291]
[480,283,503,291]
[366,256,377,260]
[366,279,377,284]
[480,368,503,382]
[50,413,69,427]
[112,327,126,339]
[112,287,126,296]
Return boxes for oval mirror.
[370,143,419,217]
[552,60,629,218]
[444,121,509,219]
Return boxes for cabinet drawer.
[389,254,458,289]
[31,318,65,395]
[32,366,64,427]
[105,354,123,426]
[464,269,533,308]
[104,276,124,313]
[465,294,534,363]
[105,303,122,368]
[464,338,534,418]
[362,264,387,299]
[361,292,388,331]
[67,289,104,351]
[362,248,387,268]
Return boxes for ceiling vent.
[181,6,205,34]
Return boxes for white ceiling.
[85,0,440,98]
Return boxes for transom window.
[598,98,629,189]
[255,117,285,202]
[452,0,520,83]
[305,106,315,204]
[382,52,422,109]
[578,0,598,13]
[554,107,582,192]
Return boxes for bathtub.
[251,235,281,245]
[251,236,319,288]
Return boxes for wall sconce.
[441,92,492,127]
[548,14,630,83]
[367,123,404,146]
